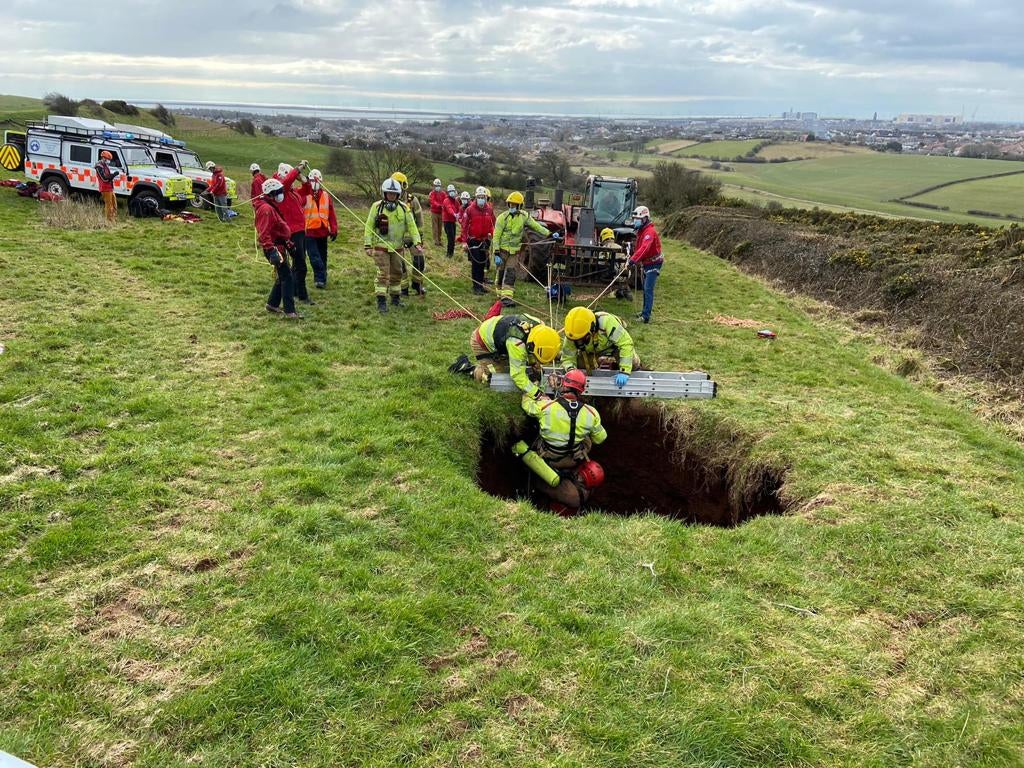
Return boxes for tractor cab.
[585,175,638,231]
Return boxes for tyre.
[42,175,70,198]
[190,185,209,209]
[130,189,161,217]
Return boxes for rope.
[584,261,632,310]
[320,181,483,323]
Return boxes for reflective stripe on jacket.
[476,314,543,397]
[520,394,607,452]
[363,199,421,249]
[561,312,636,373]
[493,209,549,253]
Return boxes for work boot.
[500,297,517,309]
[265,304,283,314]
[391,294,405,309]
[401,287,410,297]
[377,296,388,314]
[284,312,304,320]
[634,312,650,324]
[412,282,426,297]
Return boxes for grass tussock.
[39,198,117,231]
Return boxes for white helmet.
[309,169,323,183]
[475,186,487,197]
[460,191,471,201]
[262,178,284,197]
[278,163,293,177]
[381,177,402,197]
[446,184,457,193]
[249,163,261,173]
[205,161,216,171]
[632,205,650,220]
[432,178,442,186]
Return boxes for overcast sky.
[2,0,1022,119]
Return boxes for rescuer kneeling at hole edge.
[516,369,607,516]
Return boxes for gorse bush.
[640,162,721,214]
[43,92,79,116]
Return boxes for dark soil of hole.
[477,403,786,527]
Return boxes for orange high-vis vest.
[304,191,331,230]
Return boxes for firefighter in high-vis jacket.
[492,191,553,306]
[364,177,423,313]
[517,368,607,515]
[561,307,640,389]
[391,171,426,297]
[469,314,561,398]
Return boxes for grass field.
[904,172,1024,218]
[645,139,699,154]
[756,142,871,161]
[2,121,1024,765]
[672,140,765,158]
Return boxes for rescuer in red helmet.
[519,368,607,514]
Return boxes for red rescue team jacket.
[250,172,266,201]
[441,194,461,223]
[630,222,663,266]
[273,167,309,235]
[428,189,446,214]
[460,203,495,243]
[207,168,227,196]
[95,161,118,193]
[253,198,292,251]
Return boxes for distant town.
[173,104,1024,163]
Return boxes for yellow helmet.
[563,307,597,341]
[527,324,560,365]
[600,228,615,243]
[391,171,408,187]
[507,191,525,206]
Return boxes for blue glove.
[552,231,563,241]
[494,254,503,267]
[615,373,629,389]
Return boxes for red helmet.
[561,369,587,395]
[577,460,605,489]
[100,150,113,160]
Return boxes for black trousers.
[268,257,296,314]
[307,236,328,285]
[443,221,456,257]
[290,231,308,300]
[468,238,488,292]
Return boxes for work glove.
[414,244,425,256]
[482,239,491,252]
[263,247,282,266]
[552,232,563,241]
[494,254,503,267]
[329,233,337,242]
[284,240,298,257]
[298,160,309,170]
[615,372,630,389]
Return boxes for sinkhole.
[476,402,788,527]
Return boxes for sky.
[2,0,1023,120]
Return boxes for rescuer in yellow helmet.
[561,306,640,389]
[492,191,553,307]
[468,313,561,398]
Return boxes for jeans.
[641,261,662,321]
[290,231,309,300]
[215,195,229,221]
[268,255,296,314]
[307,236,328,286]
[443,221,456,257]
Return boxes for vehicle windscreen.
[123,147,154,166]
[177,151,203,170]
[591,181,632,227]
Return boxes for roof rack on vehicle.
[28,116,138,141]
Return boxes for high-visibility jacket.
[474,314,544,398]
[304,188,337,238]
[493,209,549,253]
[521,394,607,455]
[363,199,421,250]
[562,311,636,373]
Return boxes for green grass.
[905,172,1024,218]
[2,141,1024,766]
[673,140,765,158]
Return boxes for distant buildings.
[782,110,818,120]
[896,113,962,126]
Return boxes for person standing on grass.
[273,161,318,305]
[628,205,662,324]
[428,178,445,247]
[364,177,424,314]
[461,186,495,294]
[441,184,461,257]
[206,163,230,222]
[95,150,121,221]
[249,163,266,201]
[254,178,302,320]
[492,191,553,307]
[303,170,337,290]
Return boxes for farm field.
[904,172,1024,219]
[672,139,765,158]
[645,138,699,154]
[2,122,1024,765]
[756,142,872,161]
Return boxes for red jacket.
[304,188,337,239]
[460,203,495,242]
[250,172,267,201]
[95,161,119,193]
[630,222,663,266]
[208,168,227,196]
[254,198,291,250]
[441,194,461,223]
[273,167,309,235]
[428,189,446,214]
